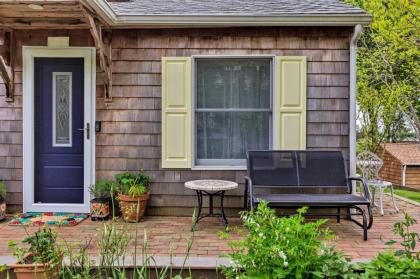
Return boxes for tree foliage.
[347,0,420,151]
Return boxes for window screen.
[195,58,272,166]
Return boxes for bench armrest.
[348,177,371,201]
[244,176,254,210]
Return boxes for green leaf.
[386,240,397,246]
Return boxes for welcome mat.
[8,212,89,226]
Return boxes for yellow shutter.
[161,57,192,168]
[274,56,307,150]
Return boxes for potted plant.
[9,226,62,279]
[89,180,118,221]
[115,171,151,223]
[0,181,6,221]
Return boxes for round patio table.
[185,179,238,230]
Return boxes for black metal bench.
[244,150,373,240]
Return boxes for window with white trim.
[195,58,273,166]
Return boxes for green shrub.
[360,251,419,279]
[0,181,6,201]
[89,180,119,199]
[359,212,420,278]
[115,171,151,196]
[221,201,356,279]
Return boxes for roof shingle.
[384,143,420,165]
[107,0,366,16]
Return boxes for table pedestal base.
[191,190,228,231]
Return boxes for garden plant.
[220,201,356,279]
[358,212,420,278]
[89,180,119,220]
[8,226,63,279]
[115,171,152,222]
[221,201,420,279]
[60,193,195,279]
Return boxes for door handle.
[77,123,90,140]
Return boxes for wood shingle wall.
[379,148,420,190]
[379,149,403,186]
[0,27,352,214]
[406,167,420,190]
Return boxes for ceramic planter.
[12,253,61,279]
[117,193,149,222]
[90,198,110,221]
[0,198,5,221]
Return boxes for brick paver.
[0,195,418,265]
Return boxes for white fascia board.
[89,0,116,25]
[90,0,372,28]
[112,15,372,27]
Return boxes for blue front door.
[34,58,84,204]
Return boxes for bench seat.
[255,194,370,206]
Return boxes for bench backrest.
[247,150,349,191]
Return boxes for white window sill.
[192,165,247,171]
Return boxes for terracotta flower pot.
[0,198,5,221]
[12,253,62,279]
[117,193,149,222]
[90,198,110,221]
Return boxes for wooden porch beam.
[80,4,112,102]
[79,0,110,29]
[0,30,14,102]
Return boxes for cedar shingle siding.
[0,27,352,214]
[379,144,420,190]
[380,150,403,186]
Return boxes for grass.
[385,188,420,203]
[356,185,420,203]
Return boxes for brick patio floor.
[0,194,418,266]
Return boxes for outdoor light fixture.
[27,4,44,10]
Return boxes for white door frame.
[22,46,96,213]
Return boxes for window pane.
[54,73,71,146]
[197,112,270,160]
[196,59,271,109]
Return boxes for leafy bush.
[115,171,151,196]
[359,212,420,278]
[89,180,119,199]
[360,251,419,279]
[0,181,6,201]
[8,226,62,266]
[221,201,356,279]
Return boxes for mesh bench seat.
[254,194,371,206]
[245,150,373,240]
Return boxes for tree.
[347,0,420,152]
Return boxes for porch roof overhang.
[0,0,372,29]
[0,0,103,29]
[0,0,113,101]
[90,0,372,28]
